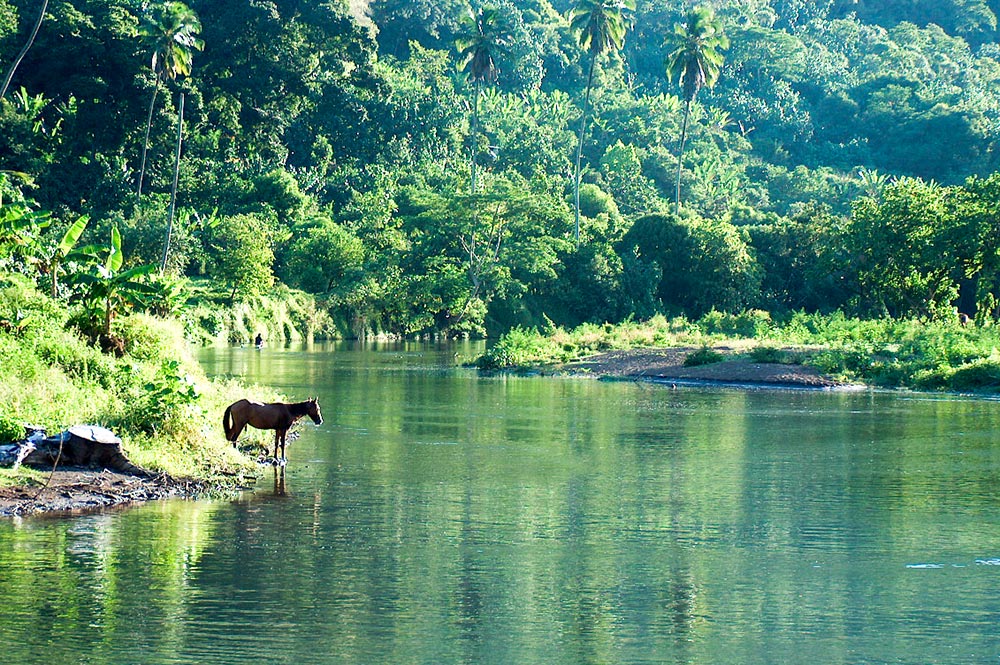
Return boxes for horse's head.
[307,397,323,425]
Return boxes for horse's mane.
[289,400,314,417]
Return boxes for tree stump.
[0,425,151,476]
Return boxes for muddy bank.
[0,469,210,518]
[560,347,850,389]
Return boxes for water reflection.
[1,343,1000,663]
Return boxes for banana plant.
[36,214,88,297]
[68,227,158,337]
[0,200,50,260]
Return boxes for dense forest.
[3,0,1000,340]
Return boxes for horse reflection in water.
[273,466,288,496]
[223,398,323,464]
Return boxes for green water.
[3,342,1000,664]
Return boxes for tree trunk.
[162,92,184,273]
[104,296,113,337]
[470,80,482,194]
[573,54,597,245]
[137,75,162,203]
[0,0,48,102]
[675,99,692,216]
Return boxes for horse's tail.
[223,404,234,442]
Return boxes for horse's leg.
[278,429,287,464]
[272,430,281,464]
[231,421,247,445]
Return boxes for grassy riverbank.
[477,311,1000,393]
[0,274,268,491]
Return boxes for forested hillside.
[3,0,1000,338]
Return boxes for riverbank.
[476,313,1000,393]
[0,274,273,518]
[0,469,215,518]
[559,345,850,388]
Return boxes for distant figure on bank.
[958,313,971,327]
[255,333,263,348]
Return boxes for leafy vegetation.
[1,1,1000,340]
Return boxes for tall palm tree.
[568,0,634,244]
[0,0,49,102]
[664,5,728,215]
[456,4,508,195]
[136,1,203,203]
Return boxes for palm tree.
[568,0,634,244]
[0,0,49,102]
[136,1,203,203]
[664,6,728,215]
[456,5,508,195]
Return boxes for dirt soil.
[0,468,208,518]
[561,346,846,388]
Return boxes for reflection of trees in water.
[0,498,224,662]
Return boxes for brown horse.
[223,398,322,462]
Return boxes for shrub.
[684,345,725,367]
[34,332,116,388]
[699,309,773,338]
[948,359,1000,392]
[477,327,564,370]
[0,413,23,442]
[749,345,786,363]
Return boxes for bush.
[115,313,185,362]
[749,345,786,363]
[34,332,116,388]
[948,359,1000,392]
[476,327,564,370]
[0,413,23,442]
[684,345,725,367]
[700,309,773,338]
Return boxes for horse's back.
[247,401,293,429]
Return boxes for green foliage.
[684,345,725,366]
[210,214,275,303]
[8,0,1000,340]
[748,345,796,364]
[0,1,16,41]
[0,412,22,442]
[619,212,761,316]
[846,177,965,318]
[946,358,1000,392]
[698,309,773,338]
[476,326,565,370]
[664,6,729,104]
[116,359,200,435]
[140,1,204,80]
[280,215,364,294]
[66,226,160,337]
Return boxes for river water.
[2,342,1000,664]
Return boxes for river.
[2,342,1000,664]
